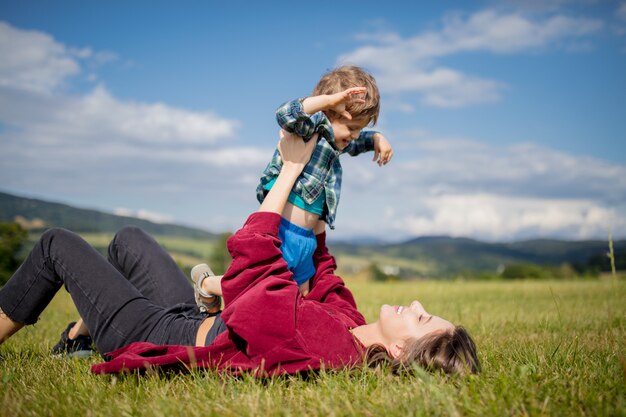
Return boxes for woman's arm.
[258,130,317,215]
[215,131,319,355]
[306,230,366,326]
[203,130,316,302]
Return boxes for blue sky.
[1,0,625,242]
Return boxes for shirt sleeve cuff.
[277,97,309,121]
[358,130,377,151]
[275,98,319,142]
[287,97,309,118]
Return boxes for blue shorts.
[278,218,317,285]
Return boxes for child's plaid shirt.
[256,98,378,229]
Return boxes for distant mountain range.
[330,235,624,278]
[1,190,623,277]
[0,191,216,239]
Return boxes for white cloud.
[0,21,243,173]
[339,10,603,107]
[382,68,504,108]
[0,85,238,146]
[0,20,622,241]
[390,139,626,198]
[0,21,120,93]
[113,208,175,224]
[342,11,602,63]
[337,133,626,241]
[0,21,258,231]
[397,194,621,240]
[0,21,81,94]
[75,86,238,143]
[0,21,238,145]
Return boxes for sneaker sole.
[52,350,95,359]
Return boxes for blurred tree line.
[364,255,625,281]
[460,258,623,281]
[0,225,234,287]
[208,232,232,275]
[0,222,27,285]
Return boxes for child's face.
[330,116,370,150]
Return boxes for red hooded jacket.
[91,212,367,375]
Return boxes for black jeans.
[0,226,209,354]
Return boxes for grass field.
[1,277,624,417]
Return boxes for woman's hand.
[259,130,317,215]
[277,129,317,173]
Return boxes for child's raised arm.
[301,87,366,119]
[276,87,367,142]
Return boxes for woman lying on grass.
[0,131,479,376]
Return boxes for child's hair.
[312,65,380,126]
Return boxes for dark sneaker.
[51,322,95,358]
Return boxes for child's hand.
[373,133,393,166]
[326,87,367,120]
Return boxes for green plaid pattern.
[256,98,377,229]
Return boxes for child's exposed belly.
[281,201,320,231]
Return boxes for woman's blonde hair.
[312,65,380,126]
[365,326,480,375]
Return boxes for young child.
[192,66,392,308]
[255,65,393,295]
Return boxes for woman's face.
[378,300,454,351]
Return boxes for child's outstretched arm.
[343,131,393,166]
[372,133,393,166]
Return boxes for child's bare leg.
[0,309,23,344]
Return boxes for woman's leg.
[58,226,201,351]
[61,226,197,345]
[0,228,172,353]
[106,226,195,306]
